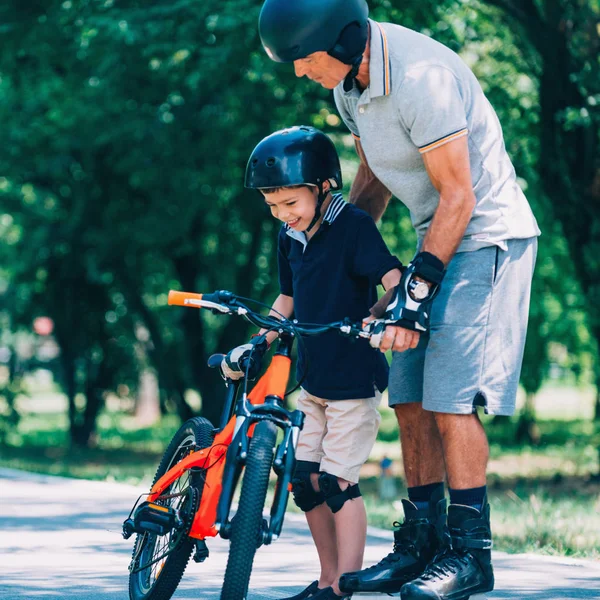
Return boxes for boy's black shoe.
[338,486,446,594]
[400,500,494,600]
[311,587,351,599]
[279,580,321,600]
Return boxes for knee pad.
[291,461,325,512]
[318,472,361,514]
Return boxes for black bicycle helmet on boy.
[245,126,342,232]
[259,0,369,80]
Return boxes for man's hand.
[380,325,420,352]
[362,315,420,353]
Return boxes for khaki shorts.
[295,388,382,483]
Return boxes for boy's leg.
[319,393,382,594]
[287,391,337,597]
[321,475,367,596]
[305,471,338,587]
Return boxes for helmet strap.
[343,55,363,92]
[306,183,327,233]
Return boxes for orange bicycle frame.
[148,346,292,540]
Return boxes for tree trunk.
[516,391,541,445]
[135,369,161,427]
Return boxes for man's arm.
[378,136,475,353]
[420,135,476,266]
[349,139,393,222]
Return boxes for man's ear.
[322,180,331,193]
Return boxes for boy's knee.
[318,472,361,514]
[291,461,325,512]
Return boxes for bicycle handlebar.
[167,289,380,343]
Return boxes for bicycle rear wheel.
[220,420,278,600]
[129,417,213,600]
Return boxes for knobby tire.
[128,416,213,600]
[220,420,278,600]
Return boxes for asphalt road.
[1,468,599,600]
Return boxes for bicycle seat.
[208,353,225,369]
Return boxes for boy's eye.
[286,202,296,206]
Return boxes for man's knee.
[291,461,325,512]
[395,402,437,435]
[318,472,361,514]
[433,411,481,435]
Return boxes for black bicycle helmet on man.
[259,0,369,83]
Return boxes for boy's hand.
[221,343,254,380]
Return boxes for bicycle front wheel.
[129,416,214,600]
[220,420,278,600]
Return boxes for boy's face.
[263,185,323,231]
[293,52,351,89]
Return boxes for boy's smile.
[263,182,331,235]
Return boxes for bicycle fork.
[215,396,305,545]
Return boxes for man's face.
[293,52,351,89]
[262,186,319,231]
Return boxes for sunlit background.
[1,0,599,558]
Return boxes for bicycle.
[122,289,380,600]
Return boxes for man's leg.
[339,345,447,595]
[338,403,446,595]
[401,412,494,600]
[395,402,446,487]
[433,411,488,489]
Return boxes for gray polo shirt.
[334,20,540,252]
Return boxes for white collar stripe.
[323,193,346,224]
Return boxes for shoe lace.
[420,548,471,581]
[362,521,417,570]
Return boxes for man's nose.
[293,60,306,78]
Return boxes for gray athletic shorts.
[389,237,538,416]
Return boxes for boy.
[222,126,402,599]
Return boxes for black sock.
[449,485,486,510]
[407,481,444,510]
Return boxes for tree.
[481,0,600,415]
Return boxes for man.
[258,2,540,600]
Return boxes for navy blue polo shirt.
[278,194,403,400]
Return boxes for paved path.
[1,468,599,599]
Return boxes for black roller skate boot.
[339,486,446,594]
[401,497,494,600]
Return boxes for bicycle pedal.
[126,501,179,537]
[193,539,209,563]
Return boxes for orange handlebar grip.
[168,290,204,307]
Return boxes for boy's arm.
[259,294,294,347]
[381,268,402,291]
[349,139,393,223]
[369,269,402,319]
[351,214,403,288]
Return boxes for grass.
[1,384,600,559]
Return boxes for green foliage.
[0,0,598,446]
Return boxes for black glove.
[382,252,446,333]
